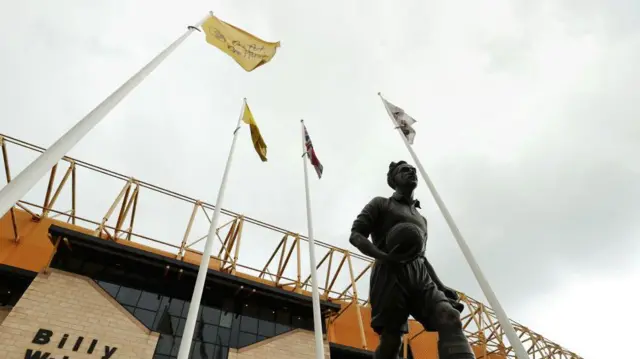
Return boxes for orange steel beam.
[0,133,583,359]
[1,136,19,241]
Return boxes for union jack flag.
[303,124,323,179]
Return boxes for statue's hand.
[440,286,465,313]
[440,285,460,302]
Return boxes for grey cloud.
[2,1,640,357]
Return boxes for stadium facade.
[0,134,582,359]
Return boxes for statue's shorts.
[369,256,451,334]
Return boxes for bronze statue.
[349,161,475,359]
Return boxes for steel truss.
[0,134,582,359]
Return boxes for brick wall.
[229,329,331,359]
[0,269,159,359]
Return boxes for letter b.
[32,329,53,345]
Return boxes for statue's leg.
[374,329,403,359]
[370,263,409,359]
[433,301,475,359]
[407,259,475,359]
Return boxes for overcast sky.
[2,0,639,357]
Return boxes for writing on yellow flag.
[242,103,268,162]
[202,14,280,72]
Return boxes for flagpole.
[300,119,326,359]
[0,13,212,219]
[177,99,246,359]
[378,93,530,359]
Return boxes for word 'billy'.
[26,328,118,359]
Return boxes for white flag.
[381,97,417,145]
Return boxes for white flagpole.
[0,13,212,219]
[177,98,246,359]
[300,119,326,359]
[378,93,530,359]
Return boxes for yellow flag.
[202,14,280,72]
[241,103,267,162]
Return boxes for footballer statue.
[349,161,476,359]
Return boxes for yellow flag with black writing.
[201,14,280,72]
[242,102,268,162]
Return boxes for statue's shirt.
[351,193,449,334]
[351,193,428,260]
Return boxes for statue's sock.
[437,332,476,359]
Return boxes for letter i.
[58,334,69,349]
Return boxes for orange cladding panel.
[0,209,91,272]
[329,303,379,350]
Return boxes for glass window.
[181,302,190,317]
[116,287,141,306]
[176,318,187,337]
[138,291,161,311]
[134,308,156,329]
[302,318,314,331]
[201,324,218,343]
[237,332,257,348]
[258,306,275,322]
[275,323,290,335]
[239,315,258,334]
[82,262,104,277]
[89,271,301,357]
[217,327,231,344]
[241,303,258,317]
[170,337,182,357]
[155,334,173,355]
[213,346,229,359]
[168,299,184,317]
[229,318,240,348]
[292,315,313,330]
[168,316,181,336]
[258,319,275,337]
[219,311,233,328]
[202,306,221,325]
[98,281,120,297]
[275,309,291,326]
[193,342,215,359]
[155,308,174,335]
[221,298,234,312]
[292,315,305,328]
[66,257,84,272]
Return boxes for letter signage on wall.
[25,328,118,359]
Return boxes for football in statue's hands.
[385,222,425,257]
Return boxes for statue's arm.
[424,257,445,289]
[425,256,460,302]
[350,232,389,261]
[349,197,389,261]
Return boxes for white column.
[0,13,212,219]
[300,119,326,359]
[177,99,246,359]
[378,93,530,359]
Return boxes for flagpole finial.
[378,92,382,96]
[209,11,214,16]
[300,119,304,123]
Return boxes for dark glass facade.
[97,280,317,359]
[45,225,337,359]
[0,264,34,307]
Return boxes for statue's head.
[387,161,418,191]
